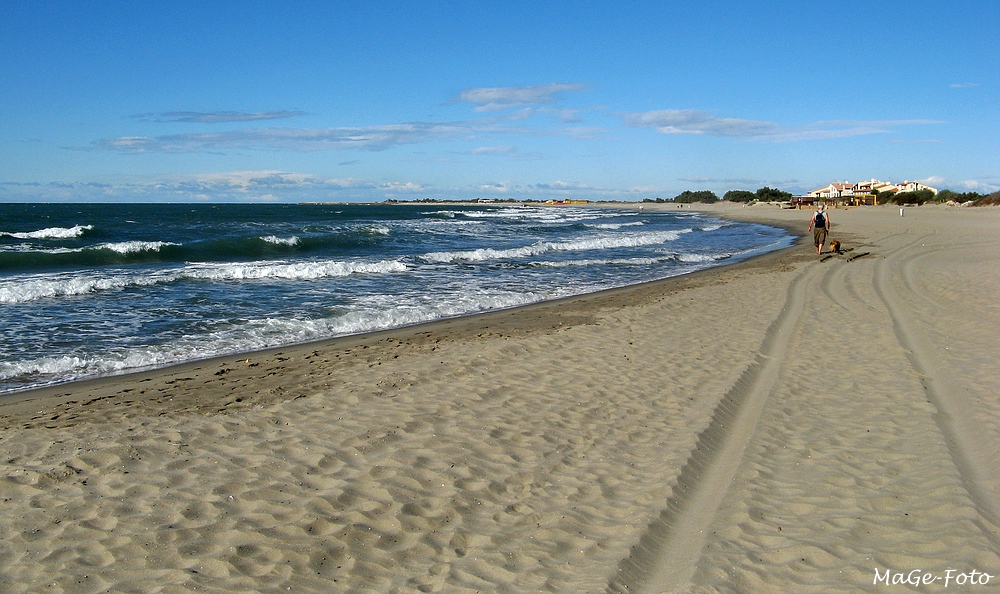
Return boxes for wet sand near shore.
[1,203,997,592]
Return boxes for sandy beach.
[1,202,998,593]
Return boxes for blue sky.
[2,1,997,202]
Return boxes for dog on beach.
[829,239,841,254]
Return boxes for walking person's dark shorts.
[814,226,827,249]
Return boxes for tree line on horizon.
[642,187,793,204]
[643,187,1000,206]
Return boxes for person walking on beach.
[808,204,830,254]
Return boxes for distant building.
[894,181,938,194]
[808,182,855,200]
[806,179,937,205]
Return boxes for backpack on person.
[814,211,825,228]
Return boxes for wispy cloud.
[132,110,307,123]
[677,176,798,187]
[473,179,654,200]
[470,145,517,156]
[17,170,392,202]
[460,144,547,161]
[87,84,595,155]
[774,119,944,141]
[624,109,944,141]
[457,83,587,112]
[87,105,591,154]
[3,170,661,203]
[949,82,979,89]
[623,109,779,137]
[86,121,485,153]
[956,178,1000,193]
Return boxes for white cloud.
[956,179,1000,193]
[624,110,944,141]
[87,122,481,153]
[479,182,512,193]
[85,86,596,156]
[132,110,307,123]
[471,145,517,156]
[88,105,596,154]
[771,120,944,142]
[2,169,675,203]
[531,181,594,191]
[949,83,979,89]
[464,145,544,160]
[457,83,587,112]
[623,109,779,137]
[185,170,335,189]
[557,109,584,123]
[379,181,426,192]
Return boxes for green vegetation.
[673,190,719,203]
[642,190,719,204]
[389,187,999,207]
[754,186,794,202]
[974,192,1000,206]
[936,189,981,204]
[645,186,795,204]
[723,187,794,202]
[884,189,936,205]
[723,190,756,202]
[883,189,1000,206]
[642,185,1000,207]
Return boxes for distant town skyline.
[2,1,997,203]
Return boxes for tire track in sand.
[872,234,1000,527]
[606,259,820,593]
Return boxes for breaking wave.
[421,229,692,263]
[0,258,408,303]
[0,224,93,239]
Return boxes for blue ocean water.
[0,202,792,395]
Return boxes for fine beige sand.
[1,203,998,593]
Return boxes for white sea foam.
[404,219,485,237]
[0,341,220,389]
[0,241,176,256]
[423,210,457,218]
[0,287,547,390]
[678,253,726,263]
[0,258,409,303]
[458,207,603,224]
[99,241,178,254]
[0,243,78,254]
[532,255,676,268]
[421,229,692,263]
[182,259,407,281]
[586,221,646,230]
[529,250,731,268]
[0,274,162,303]
[0,224,93,239]
[261,235,301,246]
